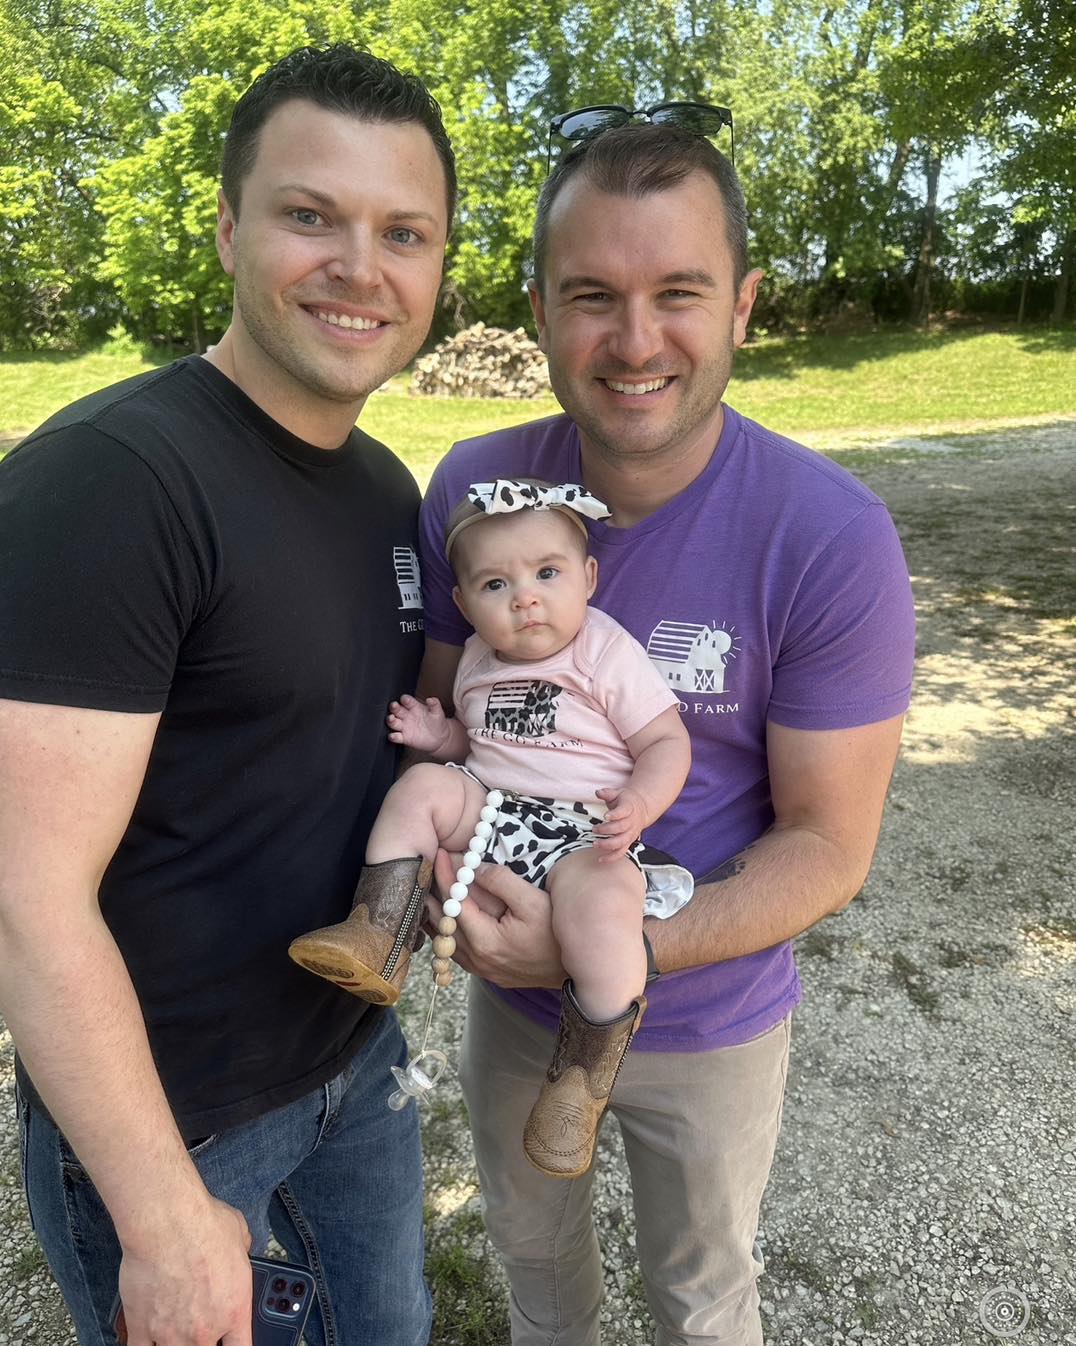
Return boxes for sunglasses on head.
[547,101,734,171]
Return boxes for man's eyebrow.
[661,268,717,287]
[558,269,717,294]
[386,208,442,227]
[274,183,337,206]
[558,275,610,295]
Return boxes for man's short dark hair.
[532,123,748,293]
[221,44,456,221]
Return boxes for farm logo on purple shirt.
[645,620,742,713]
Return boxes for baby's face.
[452,509,598,663]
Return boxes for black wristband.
[641,926,661,983]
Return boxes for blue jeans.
[18,1010,431,1346]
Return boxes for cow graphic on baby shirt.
[484,680,562,738]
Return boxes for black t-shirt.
[0,356,425,1137]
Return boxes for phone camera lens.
[277,1296,292,1311]
[291,1282,307,1297]
[272,1277,287,1293]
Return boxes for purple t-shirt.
[419,405,915,1051]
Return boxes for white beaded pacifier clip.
[388,788,505,1110]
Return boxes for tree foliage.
[0,0,1068,349]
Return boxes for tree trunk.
[1017,271,1029,324]
[881,141,911,216]
[1051,226,1074,323]
[912,148,942,325]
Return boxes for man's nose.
[325,229,383,289]
[607,300,663,367]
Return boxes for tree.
[981,0,1076,320]
[1,0,1063,347]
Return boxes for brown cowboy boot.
[288,856,433,1006]
[523,981,646,1179]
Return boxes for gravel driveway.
[3,419,1074,1346]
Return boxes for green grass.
[3,326,1073,484]
[425,1204,510,1346]
[0,348,169,435]
[727,326,1076,438]
[362,386,560,487]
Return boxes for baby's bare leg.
[366,763,487,863]
[546,849,647,1022]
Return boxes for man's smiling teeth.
[605,377,669,394]
[315,311,382,330]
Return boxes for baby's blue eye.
[537,566,558,580]
[484,578,506,591]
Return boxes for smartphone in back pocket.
[112,1255,317,1345]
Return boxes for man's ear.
[584,555,598,599]
[216,190,238,277]
[733,268,764,349]
[527,279,549,355]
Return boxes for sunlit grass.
[727,326,1076,436]
[3,326,1073,484]
[0,349,168,435]
[361,385,559,486]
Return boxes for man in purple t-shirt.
[417,120,914,1345]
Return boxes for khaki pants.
[459,978,791,1346]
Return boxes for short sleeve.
[589,623,679,740]
[0,426,204,711]
[768,503,915,729]
[419,460,472,646]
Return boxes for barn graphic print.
[485,680,562,737]
[393,547,423,609]
[646,621,741,694]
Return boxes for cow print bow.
[466,479,611,522]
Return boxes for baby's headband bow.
[444,479,611,561]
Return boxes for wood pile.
[411,323,550,398]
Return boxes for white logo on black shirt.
[394,547,422,610]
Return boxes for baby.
[290,479,691,1177]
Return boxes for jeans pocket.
[54,1131,218,1189]
[186,1133,219,1165]
[14,1082,35,1233]
[57,1131,90,1184]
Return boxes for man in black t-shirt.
[0,46,454,1346]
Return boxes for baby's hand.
[593,786,649,863]
[386,695,451,752]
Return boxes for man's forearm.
[1,896,210,1249]
[647,822,868,973]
